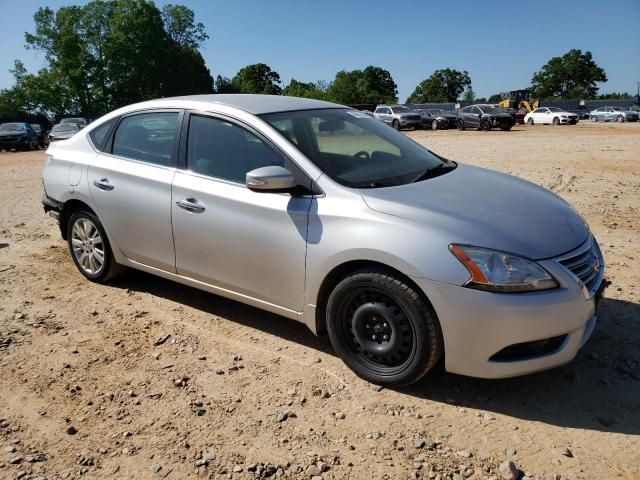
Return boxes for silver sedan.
[590,106,639,122]
[41,95,605,387]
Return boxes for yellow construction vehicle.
[498,89,539,112]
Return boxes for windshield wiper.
[411,163,456,183]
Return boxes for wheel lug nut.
[371,335,377,340]
[383,322,388,327]
[383,334,389,341]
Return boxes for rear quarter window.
[111,112,179,166]
[89,118,118,151]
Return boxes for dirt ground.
[0,121,639,480]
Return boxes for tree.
[282,79,326,99]
[406,69,471,103]
[215,75,238,93]
[487,93,504,103]
[595,92,631,100]
[16,0,213,115]
[325,66,397,104]
[530,49,607,99]
[232,63,282,95]
[462,86,475,104]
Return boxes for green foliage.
[487,93,504,103]
[3,0,213,116]
[232,63,282,95]
[461,86,475,104]
[407,69,471,103]
[215,75,238,94]
[282,79,326,100]
[326,66,397,104]
[595,92,631,100]
[530,49,607,99]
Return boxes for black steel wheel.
[326,268,443,387]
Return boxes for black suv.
[457,105,515,131]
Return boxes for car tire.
[553,117,560,125]
[431,120,439,130]
[481,119,492,131]
[326,268,443,388]
[592,115,598,122]
[500,124,512,131]
[392,120,400,130]
[457,120,465,131]
[527,117,534,126]
[616,115,624,123]
[67,210,124,283]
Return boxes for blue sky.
[1,0,639,101]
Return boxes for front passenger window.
[187,115,285,184]
[112,112,179,166]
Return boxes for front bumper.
[412,239,605,379]
[399,119,423,128]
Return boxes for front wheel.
[500,124,512,131]
[527,117,534,125]
[553,117,560,125]
[481,119,493,131]
[431,120,439,130]
[592,115,598,122]
[392,120,400,130]
[67,210,124,283]
[616,115,624,123]
[457,120,465,131]
[326,269,443,388]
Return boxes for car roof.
[157,94,344,115]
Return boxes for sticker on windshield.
[346,110,371,119]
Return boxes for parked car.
[373,105,423,130]
[48,123,80,143]
[0,122,39,151]
[457,104,514,131]
[42,94,605,387]
[568,109,591,120]
[60,117,88,129]
[589,106,639,123]
[524,107,578,125]
[30,124,46,147]
[414,109,458,130]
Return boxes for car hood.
[359,164,589,260]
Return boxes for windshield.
[260,108,449,188]
[547,107,564,112]
[478,106,504,114]
[60,118,85,124]
[52,124,79,133]
[390,106,412,114]
[611,107,624,112]
[0,123,26,132]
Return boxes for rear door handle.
[176,197,205,213]
[93,178,114,191]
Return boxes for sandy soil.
[0,121,638,480]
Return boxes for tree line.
[0,0,624,119]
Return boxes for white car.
[524,107,578,125]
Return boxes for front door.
[171,113,312,314]
[88,110,181,272]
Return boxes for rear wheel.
[500,124,512,131]
[457,120,465,131]
[553,117,560,125]
[431,120,439,130]
[326,268,443,388]
[616,115,624,123]
[392,119,400,130]
[527,117,534,125]
[67,210,124,283]
[592,115,598,122]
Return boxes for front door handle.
[93,178,114,191]
[176,197,205,213]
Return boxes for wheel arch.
[314,259,437,336]
[59,199,98,240]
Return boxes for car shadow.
[111,271,639,436]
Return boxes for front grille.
[406,115,421,121]
[557,237,603,295]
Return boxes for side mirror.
[246,165,296,193]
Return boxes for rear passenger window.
[112,112,179,165]
[89,118,117,151]
[187,115,284,184]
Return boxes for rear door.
[171,112,312,314]
[88,110,182,272]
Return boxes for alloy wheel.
[71,217,105,275]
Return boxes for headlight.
[450,244,558,292]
